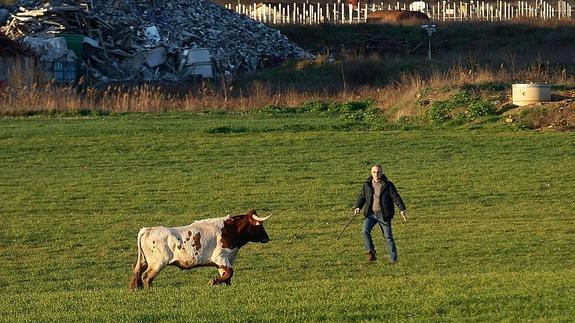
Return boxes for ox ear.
[252,212,272,223]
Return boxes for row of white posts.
[224,0,573,24]
[435,0,573,20]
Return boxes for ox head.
[246,209,272,244]
[221,209,272,249]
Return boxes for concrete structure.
[512,83,552,106]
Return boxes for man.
[354,164,407,263]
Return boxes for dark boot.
[367,250,377,262]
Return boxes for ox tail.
[129,228,148,290]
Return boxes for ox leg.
[141,269,158,288]
[142,262,167,288]
[209,266,233,286]
[129,261,148,290]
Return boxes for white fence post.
[226,1,575,25]
[348,3,352,23]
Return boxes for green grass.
[1,113,574,321]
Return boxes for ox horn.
[252,213,273,222]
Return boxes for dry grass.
[2,57,574,118]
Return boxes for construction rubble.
[0,0,309,84]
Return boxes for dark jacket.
[355,175,406,220]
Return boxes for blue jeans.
[362,212,397,261]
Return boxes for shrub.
[426,90,497,125]
[332,98,380,122]
[451,89,475,105]
[468,100,496,119]
[302,100,329,112]
[260,104,301,114]
[427,101,454,125]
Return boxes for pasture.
[0,113,574,321]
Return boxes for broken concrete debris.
[1,0,309,84]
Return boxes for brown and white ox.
[129,209,272,289]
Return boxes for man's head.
[371,165,383,182]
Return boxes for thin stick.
[336,212,358,240]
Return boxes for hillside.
[252,21,575,130]
[271,22,575,86]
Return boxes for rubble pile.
[1,0,309,83]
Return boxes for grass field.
[1,113,574,321]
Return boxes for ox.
[129,209,272,289]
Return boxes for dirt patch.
[503,97,575,130]
[366,10,430,24]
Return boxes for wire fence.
[224,0,573,24]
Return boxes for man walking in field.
[354,164,407,263]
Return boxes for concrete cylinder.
[512,83,551,106]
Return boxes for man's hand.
[400,210,407,222]
[354,208,361,215]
